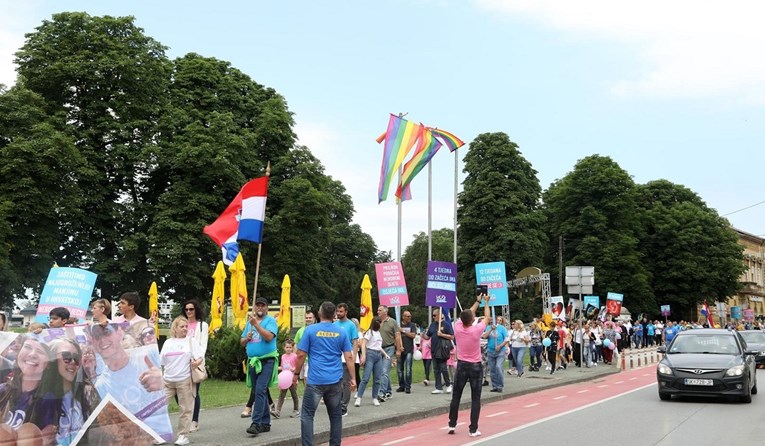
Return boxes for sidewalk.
[171,363,621,446]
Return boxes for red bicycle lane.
[342,366,657,446]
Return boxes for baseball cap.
[255,297,268,306]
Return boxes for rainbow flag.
[377,114,421,203]
[395,126,442,201]
[429,128,465,152]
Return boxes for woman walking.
[160,316,204,446]
[181,299,209,432]
[509,320,530,378]
[354,319,385,407]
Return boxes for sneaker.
[431,389,444,394]
[373,398,380,406]
[545,365,552,371]
[272,410,280,419]
[405,389,411,394]
[291,410,301,418]
[256,424,270,433]
[174,435,190,445]
[189,421,199,432]
[445,385,453,394]
[423,379,430,386]
[240,407,252,418]
[396,387,405,392]
[482,380,489,386]
[353,392,358,398]
[518,372,524,378]
[377,395,386,402]
[384,392,392,400]
[447,426,455,435]
[468,431,482,437]
[342,410,348,417]
[246,423,259,435]
[354,398,361,407]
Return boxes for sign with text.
[375,262,409,307]
[36,267,98,323]
[605,292,624,316]
[730,306,741,319]
[549,295,564,319]
[743,308,754,321]
[475,262,509,306]
[584,295,600,309]
[425,261,457,308]
[660,305,671,316]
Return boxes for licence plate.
[684,378,713,386]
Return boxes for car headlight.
[657,363,673,375]
[725,365,745,376]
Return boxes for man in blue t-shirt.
[333,303,359,416]
[241,297,278,437]
[294,301,354,446]
[663,321,679,346]
[482,316,509,392]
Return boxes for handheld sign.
[36,267,97,323]
[374,262,409,307]
[425,261,457,308]
[475,262,508,306]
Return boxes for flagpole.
[395,164,402,324]
[252,162,270,309]
[453,148,462,318]
[428,160,433,327]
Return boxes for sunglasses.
[61,351,81,365]
[89,324,116,340]
[184,308,195,312]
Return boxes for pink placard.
[374,262,409,307]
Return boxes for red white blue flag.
[204,176,268,265]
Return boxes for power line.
[721,199,765,217]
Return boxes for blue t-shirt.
[664,326,678,342]
[241,316,278,358]
[334,319,359,350]
[646,324,655,336]
[483,324,508,353]
[298,322,352,385]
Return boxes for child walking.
[275,339,300,418]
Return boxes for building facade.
[727,228,765,319]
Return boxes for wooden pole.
[251,162,270,309]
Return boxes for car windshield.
[669,335,740,354]
[740,331,765,343]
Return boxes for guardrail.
[620,346,662,370]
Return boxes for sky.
[2,0,764,258]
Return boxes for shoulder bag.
[189,337,208,383]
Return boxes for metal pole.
[558,236,563,295]
[396,165,402,324]
[428,159,433,326]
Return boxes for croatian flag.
[203,177,268,265]
[700,300,715,327]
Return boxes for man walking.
[294,301,355,446]
[334,303,359,416]
[376,305,402,401]
[241,297,279,437]
[293,311,315,391]
[396,311,417,393]
[448,292,490,437]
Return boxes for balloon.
[603,339,611,347]
[278,370,294,390]
[608,343,616,351]
[542,338,552,347]
[615,333,622,340]
[413,350,423,361]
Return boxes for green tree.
[635,180,744,319]
[457,132,547,310]
[542,155,654,314]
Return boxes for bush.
[206,325,248,381]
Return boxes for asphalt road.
[343,367,765,446]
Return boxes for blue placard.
[731,306,741,320]
[426,261,457,308]
[475,262,508,306]
[36,267,98,323]
[584,295,599,309]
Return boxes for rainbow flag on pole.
[395,126,442,201]
[377,114,421,203]
[429,128,465,152]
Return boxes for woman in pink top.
[420,336,432,386]
[447,292,490,438]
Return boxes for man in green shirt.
[377,305,402,401]
[294,311,315,389]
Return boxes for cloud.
[476,0,765,103]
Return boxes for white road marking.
[615,381,624,384]
[629,377,637,380]
[553,395,566,400]
[462,382,656,446]
[382,436,416,445]
[577,390,589,393]
[597,385,608,388]
[524,403,539,408]
[487,411,508,418]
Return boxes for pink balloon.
[278,370,294,389]
[608,343,616,350]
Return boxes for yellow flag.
[148,282,159,336]
[360,274,373,331]
[210,261,226,334]
[229,253,248,330]
[278,275,291,331]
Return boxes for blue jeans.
[379,345,395,396]
[192,382,201,422]
[248,358,275,426]
[432,357,451,390]
[448,361,483,434]
[397,351,413,390]
[357,349,383,399]
[530,345,543,368]
[487,351,504,390]
[300,381,342,446]
[512,346,527,375]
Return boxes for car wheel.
[752,379,758,395]
[658,392,671,401]
[741,386,752,403]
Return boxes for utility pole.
[558,236,563,295]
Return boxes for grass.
[168,358,515,412]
